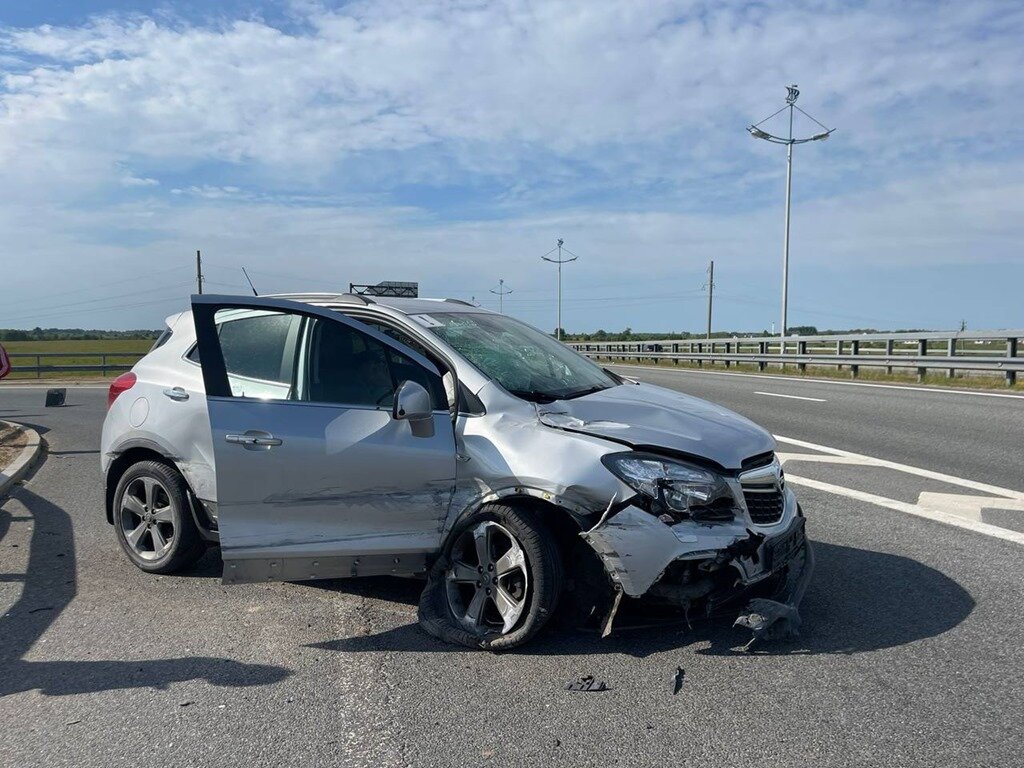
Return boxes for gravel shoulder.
[0,421,29,469]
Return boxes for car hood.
[536,382,774,470]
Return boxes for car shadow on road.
[0,657,292,697]
[2,418,50,437]
[306,541,975,658]
[1,478,291,698]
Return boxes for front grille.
[743,485,784,525]
[741,451,776,471]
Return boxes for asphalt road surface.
[2,373,1023,768]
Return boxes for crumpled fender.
[579,504,767,597]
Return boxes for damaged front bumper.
[579,487,812,642]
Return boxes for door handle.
[225,431,283,448]
[163,387,189,402]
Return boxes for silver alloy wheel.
[119,476,176,561]
[445,520,530,635]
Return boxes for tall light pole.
[541,238,578,340]
[748,85,833,344]
[490,278,513,313]
[705,260,714,340]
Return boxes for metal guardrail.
[6,330,1023,386]
[4,352,143,379]
[570,330,1024,386]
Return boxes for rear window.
[217,312,298,384]
[150,328,172,352]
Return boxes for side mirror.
[392,380,435,438]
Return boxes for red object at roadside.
[0,343,10,380]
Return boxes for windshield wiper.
[508,389,560,404]
[562,385,612,400]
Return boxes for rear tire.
[418,503,563,650]
[112,460,205,574]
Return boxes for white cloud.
[171,185,243,198]
[2,1,1022,190]
[0,1,1022,331]
[121,174,159,187]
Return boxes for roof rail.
[338,293,374,305]
[266,292,375,306]
[442,298,476,307]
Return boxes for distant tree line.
[563,325,931,341]
[0,327,161,341]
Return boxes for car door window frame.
[192,296,448,410]
[297,315,439,410]
[339,310,485,416]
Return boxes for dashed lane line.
[755,391,826,402]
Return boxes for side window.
[361,320,430,357]
[355,319,447,409]
[384,346,447,409]
[213,310,302,400]
[304,318,445,409]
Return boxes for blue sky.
[1,0,1023,333]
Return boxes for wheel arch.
[104,441,215,540]
[445,490,592,571]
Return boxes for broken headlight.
[601,452,735,522]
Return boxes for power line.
[0,264,192,313]
[1,294,191,325]
[0,281,194,320]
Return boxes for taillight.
[107,372,137,409]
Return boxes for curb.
[0,420,45,499]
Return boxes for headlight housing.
[601,452,736,523]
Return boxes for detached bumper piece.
[580,501,813,647]
[734,522,814,650]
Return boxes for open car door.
[190,295,457,584]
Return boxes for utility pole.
[490,278,513,313]
[541,238,578,340]
[748,85,833,348]
[705,260,714,340]
[195,250,204,295]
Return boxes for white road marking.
[775,435,1024,546]
[916,492,1024,522]
[608,363,1024,400]
[775,435,1024,501]
[785,474,1024,547]
[755,391,826,402]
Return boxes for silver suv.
[101,293,811,650]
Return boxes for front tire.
[112,460,205,574]
[418,503,563,650]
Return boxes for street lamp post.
[541,238,578,340]
[490,278,513,313]
[748,85,833,346]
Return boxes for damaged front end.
[579,452,813,648]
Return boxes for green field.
[2,339,152,380]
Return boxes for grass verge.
[2,339,150,380]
